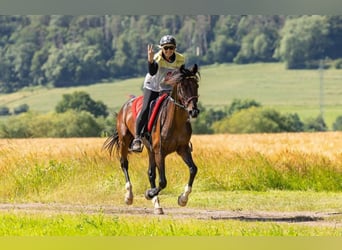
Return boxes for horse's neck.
[166,86,189,125]
[170,85,178,102]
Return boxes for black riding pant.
[135,88,159,137]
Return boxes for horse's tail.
[102,130,120,157]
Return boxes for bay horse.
[103,64,200,214]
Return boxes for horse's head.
[168,64,200,118]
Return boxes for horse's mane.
[170,64,200,84]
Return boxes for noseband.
[181,95,199,107]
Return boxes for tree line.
[0,15,342,93]
[1,91,342,138]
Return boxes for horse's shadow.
[210,214,323,223]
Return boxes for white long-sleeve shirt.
[143,50,185,92]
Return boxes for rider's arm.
[148,61,158,76]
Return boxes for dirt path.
[1,203,341,227]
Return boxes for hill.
[0,63,341,128]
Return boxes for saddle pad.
[132,96,143,119]
[147,93,168,132]
[131,93,168,132]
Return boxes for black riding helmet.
[159,35,176,46]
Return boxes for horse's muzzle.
[189,108,200,118]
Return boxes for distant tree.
[55,91,108,118]
[326,16,342,59]
[0,47,21,92]
[333,115,342,131]
[227,98,261,116]
[0,110,104,138]
[279,113,304,132]
[191,103,227,134]
[335,59,342,69]
[1,15,341,93]
[190,103,210,134]
[304,115,328,132]
[52,110,103,137]
[43,42,107,87]
[213,107,304,134]
[213,107,280,133]
[0,112,34,138]
[275,15,330,69]
[213,15,241,39]
[207,35,239,63]
[234,28,278,63]
[30,46,49,86]
[13,104,29,115]
[0,106,10,116]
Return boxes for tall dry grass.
[190,132,342,191]
[0,132,341,204]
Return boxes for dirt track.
[1,203,341,227]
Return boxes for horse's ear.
[191,64,198,74]
[180,64,186,72]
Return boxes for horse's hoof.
[154,207,164,215]
[145,190,153,200]
[178,195,187,207]
[125,197,133,205]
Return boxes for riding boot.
[132,119,144,152]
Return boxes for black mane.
[172,64,200,83]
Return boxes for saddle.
[132,93,168,133]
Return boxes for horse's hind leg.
[120,137,133,205]
[121,157,133,205]
[177,146,198,207]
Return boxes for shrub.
[304,115,328,132]
[0,111,104,138]
[212,107,304,134]
[191,103,226,134]
[227,98,261,116]
[0,106,10,116]
[333,115,342,131]
[335,59,342,69]
[13,104,29,115]
[53,110,103,137]
[55,91,108,118]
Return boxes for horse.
[103,64,200,214]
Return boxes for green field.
[0,63,341,127]
[0,134,341,236]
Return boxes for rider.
[131,35,186,152]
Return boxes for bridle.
[176,75,199,108]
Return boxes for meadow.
[0,63,341,128]
[0,133,341,236]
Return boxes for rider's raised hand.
[148,44,154,63]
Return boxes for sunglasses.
[163,46,175,50]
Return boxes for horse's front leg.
[145,152,166,214]
[145,151,158,199]
[177,146,198,207]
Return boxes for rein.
[168,86,198,110]
[181,95,199,107]
[167,96,187,109]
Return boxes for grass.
[0,212,341,236]
[1,133,341,204]
[0,63,341,127]
[0,134,341,235]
